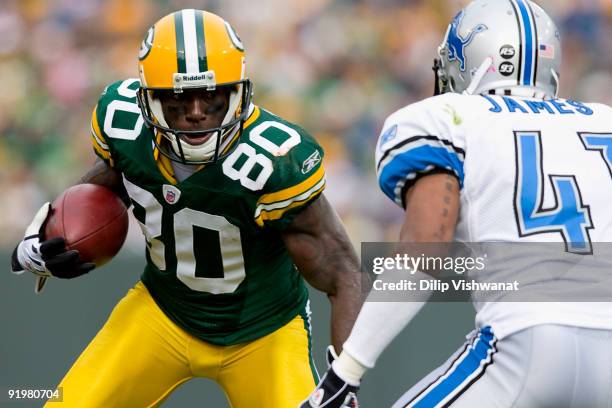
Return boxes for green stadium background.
[1,0,610,406]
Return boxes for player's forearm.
[324,252,362,351]
[303,214,363,351]
[282,196,363,350]
[291,231,362,351]
[78,158,120,188]
[329,295,361,351]
[78,158,129,205]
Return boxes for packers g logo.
[139,26,155,60]
[224,21,244,51]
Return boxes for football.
[43,183,129,267]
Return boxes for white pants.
[393,325,612,408]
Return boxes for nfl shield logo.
[163,185,181,205]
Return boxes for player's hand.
[11,203,95,292]
[299,346,359,408]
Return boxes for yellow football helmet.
[137,9,252,164]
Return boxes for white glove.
[13,203,52,292]
[12,202,96,293]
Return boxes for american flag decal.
[539,44,555,59]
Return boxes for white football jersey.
[376,92,612,338]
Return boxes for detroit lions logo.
[447,10,488,72]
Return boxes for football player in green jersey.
[11,9,361,407]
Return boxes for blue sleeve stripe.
[379,145,465,205]
[377,135,465,171]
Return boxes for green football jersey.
[90,79,325,345]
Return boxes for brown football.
[43,184,129,267]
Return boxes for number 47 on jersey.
[514,131,612,255]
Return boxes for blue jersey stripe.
[516,0,535,86]
[410,327,496,408]
[378,145,465,204]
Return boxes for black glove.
[299,346,359,408]
[39,237,96,279]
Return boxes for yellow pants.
[47,282,318,407]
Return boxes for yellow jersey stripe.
[151,131,178,184]
[91,125,109,150]
[255,177,326,217]
[90,128,108,152]
[244,106,260,129]
[90,104,111,154]
[157,157,177,184]
[153,131,162,161]
[257,165,324,206]
[91,136,114,167]
[91,136,111,159]
[90,105,114,166]
[254,183,325,227]
[91,105,105,144]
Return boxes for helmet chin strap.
[463,56,493,95]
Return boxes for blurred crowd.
[0,0,610,249]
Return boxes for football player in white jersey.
[301,0,612,407]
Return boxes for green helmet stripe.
[174,11,187,73]
[195,10,208,72]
